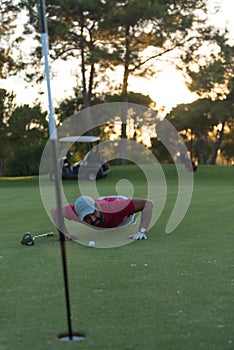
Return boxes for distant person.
[51,195,154,240]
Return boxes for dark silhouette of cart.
[51,136,110,181]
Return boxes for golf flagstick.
[38,0,84,341]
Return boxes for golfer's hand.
[128,231,147,240]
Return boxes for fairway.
[0,165,233,350]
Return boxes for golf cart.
[51,136,110,181]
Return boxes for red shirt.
[64,197,135,228]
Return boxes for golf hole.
[57,332,85,342]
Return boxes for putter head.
[21,232,34,246]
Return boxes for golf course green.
[0,165,233,350]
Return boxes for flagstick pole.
[38,0,73,340]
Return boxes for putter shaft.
[33,231,55,239]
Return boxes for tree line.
[0,0,233,175]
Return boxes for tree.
[6,104,48,175]
[167,91,234,165]
[186,41,234,99]
[184,43,234,164]
[220,128,234,165]
[0,88,49,175]
[19,1,228,107]
[0,89,16,174]
[167,99,217,164]
[0,1,21,78]
[17,0,231,165]
[99,1,228,137]
[55,89,155,145]
[19,0,113,109]
[209,98,234,164]
[105,91,156,146]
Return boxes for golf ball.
[88,240,95,247]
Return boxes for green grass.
[0,165,234,350]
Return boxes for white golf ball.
[88,240,95,247]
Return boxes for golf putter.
[20,231,55,246]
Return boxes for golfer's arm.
[132,199,154,232]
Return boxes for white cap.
[74,196,95,220]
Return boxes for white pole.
[38,0,74,340]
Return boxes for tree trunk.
[80,15,90,110]
[202,134,208,164]
[197,136,201,165]
[80,17,93,135]
[120,25,130,165]
[210,121,225,165]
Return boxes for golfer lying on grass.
[51,195,154,240]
